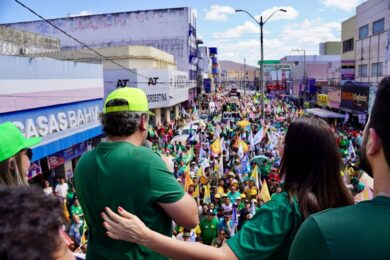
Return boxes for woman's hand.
[101,207,152,246]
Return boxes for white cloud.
[204,5,235,22]
[321,0,365,11]
[214,21,259,38]
[70,11,93,17]
[208,17,341,66]
[256,6,299,22]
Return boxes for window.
[358,64,368,77]
[359,24,369,39]
[343,38,354,53]
[371,62,383,76]
[373,18,385,34]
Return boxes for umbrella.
[250,155,269,165]
[237,120,251,129]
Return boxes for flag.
[253,127,264,145]
[204,184,211,203]
[183,147,195,164]
[196,167,204,177]
[250,165,260,189]
[184,165,193,192]
[348,140,357,159]
[231,206,238,237]
[249,131,255,151]
[237,142,244,159]
[258,179,271,203]
[220,137,226,152]
[200,158,210,170]
[193,183,200,198]
[218,155,224,176]
[233,138,249,154]
[250,200,257,216]
[211,138,222,155]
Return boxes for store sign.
[0,99,102,139]
[317,94,328,107]
[328,90,341,109]
[341,82,369,112]
[47,142,87,169]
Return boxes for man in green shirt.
[289,77,390,260]
[75,87,198,260]
[200,210,219,245]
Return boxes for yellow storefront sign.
[317,94,328,107]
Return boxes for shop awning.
[306,108,346,119]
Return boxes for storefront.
[0,55,104,182]
[340,81,369,125]
[105,68,190,125]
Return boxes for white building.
[355,0,390,84]
[3,7,199,92]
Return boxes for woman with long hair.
[0,122,41,187]
[101,118,353,259]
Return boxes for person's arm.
[149,151,199,228]
[102,207,238,260]
[158,193,199,228]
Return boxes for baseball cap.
[103,87,154,115]
[183,232,191,238]
[0,122,41,162]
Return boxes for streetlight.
[235,8,287,119]
[292,48,306,104]
[233,53,247,96]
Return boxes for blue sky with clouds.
[0,0,365,66]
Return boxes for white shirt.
[55,183,69,198]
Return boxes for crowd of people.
[0,76,389,259]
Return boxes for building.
[3,7,200,95]
[0,55,104,181]
[319,41,342,55]
[355,0,389,84]
[0,25,60,55]
[36,45,190,125]
[281,55,340,105]
[341,16,356,81]
[219,60,257,91]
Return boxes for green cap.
[103,87,154,115]
[0,122,41,162]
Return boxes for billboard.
[341,81,369,112]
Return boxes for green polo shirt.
[200,217,219,245]
[75,142,184,260]
[226,192,302,259]
[289,196,390,260]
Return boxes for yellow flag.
[204,184,211,203]
[184,164,193,192]
[259,179,271,203]
[196,167,204,177]
[250,165,259,188]
[211,138,222,155]
[193,183,200,198]
[233,138,249,153]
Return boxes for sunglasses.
[24,148,33,160]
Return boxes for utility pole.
[292,48,306,106]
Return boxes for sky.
[0,0,365,66]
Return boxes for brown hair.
[280,118,353,219]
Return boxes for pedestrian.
[75,87,198,259]
[0,121,41,187]
[101,117,354,259]
[55,177,69,199]
[289,76,390,260]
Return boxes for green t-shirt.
[75,142,185,260]
[289,196,390,260]
[71,205,83,217]
[226,192,302,259]
[200,217,219,245]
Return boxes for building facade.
[0,26,60,55]
[0,55,104,180]
[3,7,199,89]
[319,41,342,55]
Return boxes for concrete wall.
[319,42,342,55]
[0,26,60,55]
[4,8,197,82]
[341,16,356,61]
[355,0,390,84]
